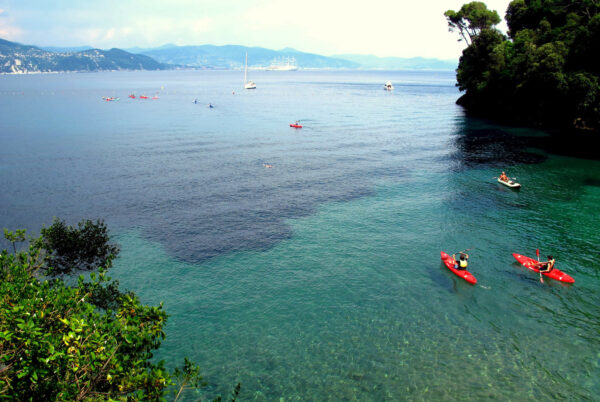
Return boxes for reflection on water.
[450,120,546,169]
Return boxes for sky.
[0,0,512,60]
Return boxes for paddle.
[536,248,543,283]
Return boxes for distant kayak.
[128,94,135,99]
[139,95,149,99]
[290,123,302,128]
[498,177,521,188]
[512,253,574,283]
[440,251,477,284]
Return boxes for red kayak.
[290,123,302,128]
[440,252,477,284]
[512,253,574,283]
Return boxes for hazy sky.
[0,0,511,59]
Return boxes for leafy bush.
[0,225,239,401]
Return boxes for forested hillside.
[0,38,167,73]
[446,0,599,131]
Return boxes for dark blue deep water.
[1,70,599,400]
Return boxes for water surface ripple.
[1,70,599,400]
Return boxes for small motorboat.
[384,81,394,90]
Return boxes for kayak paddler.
[452,252,469,270]
[534,255,555,273]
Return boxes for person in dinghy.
[499,171,509,182]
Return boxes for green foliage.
[456,29,507,93]
[0,251,169,399]
[215,382,241,402]
[40,218,120,275]
[1,225,240,401]
[445,1,501,44]
[82,279,134,311]
[448,0,600,130]
[172,357,207,401]
[2,229,46,276]
[3,229,26,255]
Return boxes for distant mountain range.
[0,39,166,73]
[128,44,457,71]
[0,38,457,73]
[333,54,457,71]
[129,45,359,69]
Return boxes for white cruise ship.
[266,56,298,71]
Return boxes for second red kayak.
[441,251,477,284]
[290,123,302,128]
[512,253,574,283]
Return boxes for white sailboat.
[244,52,256,89]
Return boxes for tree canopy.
[39,217,120,276]
[446,0,600,131]
[445,1,501,45]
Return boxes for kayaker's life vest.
[459,259,468,268]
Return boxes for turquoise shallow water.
[1,70,599,400]
[112,162,600,400]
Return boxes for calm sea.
[1,70,599,400]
